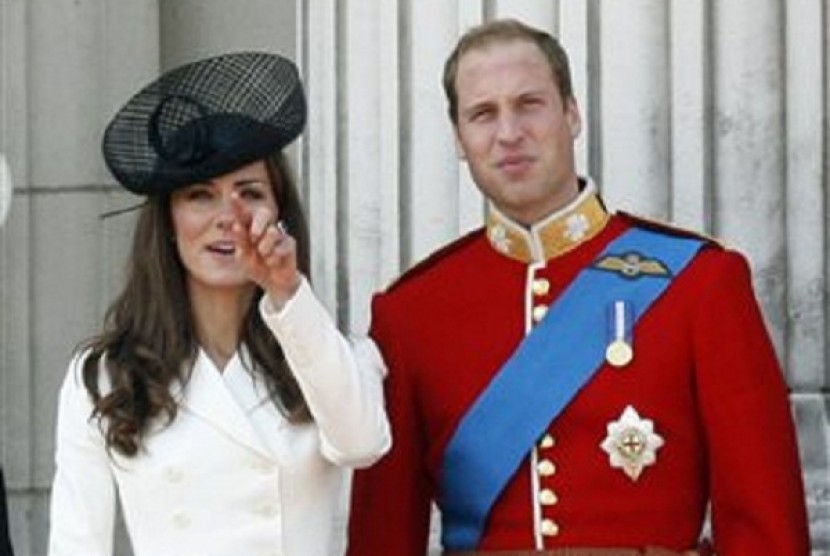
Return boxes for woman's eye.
[186,188,212,201]
[239,186,267,200]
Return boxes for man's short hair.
[442,18,574,125]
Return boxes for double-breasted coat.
[49,279,391,556]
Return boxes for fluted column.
[784,0,826,389]
[599,0,671,216]
[669,0,710,231]
[784,0,829,545]
[1,1,159,554]
[712,0,786,349]
[404,1,463,265]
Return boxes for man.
[347,18,810,556]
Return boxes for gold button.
[164,466,184,483]
[540,518,559,536]
[538,434,555,449]
[532,278,550,296]
[537,459,556,476]
[539,489,558,506]
[532,305,548,322]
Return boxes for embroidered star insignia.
[564,213,590,241]
[593,251,670,279]
[489,224,512,254]
[600,405,664,481]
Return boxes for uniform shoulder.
[381,227,484,295]
[618,211,724,248]
[617,212,759,286]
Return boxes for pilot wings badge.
[593,251,670,280]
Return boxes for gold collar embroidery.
[486,181,610,263]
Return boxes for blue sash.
[440,227,705,548]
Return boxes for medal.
[606,339,633,367]
[606,300,634,367]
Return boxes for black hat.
[102,51,306,195]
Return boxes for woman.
[48,51,390,556]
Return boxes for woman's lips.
[206,241,236,255]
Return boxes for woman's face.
[170,159,278,294]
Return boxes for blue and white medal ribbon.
[605,300,634,367]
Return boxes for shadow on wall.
[0,154,11,226]
[1,152,15,555]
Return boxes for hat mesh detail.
[103,51,306,195]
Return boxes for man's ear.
[454,129,467,161]
[565,98,582,140]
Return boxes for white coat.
[48,279,391,556]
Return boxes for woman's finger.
[229,194,253,228]
[249,206,273,239]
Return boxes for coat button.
[532,278,550,296]
[539,488,558,506]
[540,518,560,536]
[538,434,555,449]
[171,511,190,529]
[164,466,184,483]
[537,459,556,477]
[532,305,548,323]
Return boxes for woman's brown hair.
[81,151,312,456]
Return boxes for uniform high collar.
[485,178,610,264]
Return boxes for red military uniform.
[347,183,810,555]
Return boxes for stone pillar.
[599,0,671,216]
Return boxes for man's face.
[453,39,581,226]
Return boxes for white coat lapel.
[175,350,275,460]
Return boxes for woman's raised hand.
[231,195,301,306]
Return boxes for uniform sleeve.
[260,277,391,468]
[693,250,810,555]
[346,293,433,556]
[48,354,116,556]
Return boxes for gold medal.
[605,339,633,367]
[606,300,634,368]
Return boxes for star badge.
[564,212,590,241]
[489,223,512,254]
[600,405,664,481]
